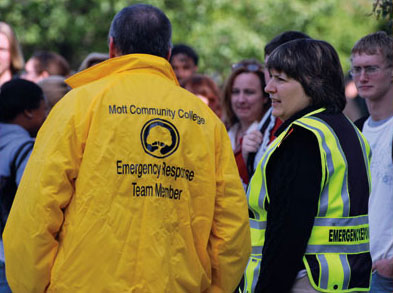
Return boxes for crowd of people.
[0,4,392,293]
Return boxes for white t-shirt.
[363,116,393,262]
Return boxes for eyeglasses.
[350,65,389,77]
[231,63,263,72]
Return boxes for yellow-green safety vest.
[244,108,372,292]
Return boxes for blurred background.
[1,0,391,82]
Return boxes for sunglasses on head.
[231,63,263,72]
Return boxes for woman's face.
[0,33,11,77]
[185,84,221,116]
[230,72,266,125]
[265,69,311,121]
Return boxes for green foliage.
[372,0,392,33]
[373,0,393,19]
[0,0,383,82]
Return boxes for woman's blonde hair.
[0,22,24,75]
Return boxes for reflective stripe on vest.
[295,114,371,291]
[352,120,372,188]
[244,257,261,293]
[244,108,371,293]
[306,215,370,253]
[247,138,280,221]
[244,131,282,293]
[310,254,352,291]
[295,118,350,218]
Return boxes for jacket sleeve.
[3,92,87,293]
[209,123,251,293]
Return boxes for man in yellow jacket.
[3,4,251,292]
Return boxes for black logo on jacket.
[141,118,180,158]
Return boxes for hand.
[373,258,393,278]
[242,130,263,162]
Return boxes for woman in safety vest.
[243,39,372,292]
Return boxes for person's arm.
[256,126,322,293]
[3,91,86,292]
[209,123,251,293]
[373,257,393,278]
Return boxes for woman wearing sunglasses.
[243,39,372,292]
[222,59,270,188]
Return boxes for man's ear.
[23,109,33,119]
[109,37,119,58]
[166,46,172,61]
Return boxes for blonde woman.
[0,22,24,86]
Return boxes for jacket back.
[3,54,251,293]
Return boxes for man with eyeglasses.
[351,31,393,293]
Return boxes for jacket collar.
[275,105,324,137]
[66,54,179,89]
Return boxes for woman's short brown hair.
[267,39,346,113]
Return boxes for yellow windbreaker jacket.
[3,54,251,293]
